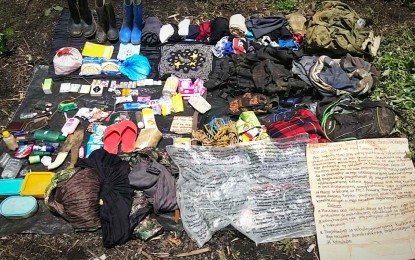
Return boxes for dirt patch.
[342,0,415,34]
[0,231,317,259]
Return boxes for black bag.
[317,95,396,141]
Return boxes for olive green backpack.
[306,1,380,57]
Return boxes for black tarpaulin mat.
[0,65,184,236]
[49,8,223,81]
[49,8,161,81]
[0,6,232,236]
[0,66,74,235]
[0,63,193,237]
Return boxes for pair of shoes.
[103,120,138,154]
[68,0,97,38]
[95,0,118,43]
[119,0,143,44]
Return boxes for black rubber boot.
[67,0,82,37]
[78,0,96,37]
[105,0,118,41]
[95,0,107,43]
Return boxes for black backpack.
[317,95,396,141]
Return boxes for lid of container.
[2,131,11,138]
[0,196,38,219]
[20,172,55,198]
[0,179,24,196]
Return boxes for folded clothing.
[160,24,175,43]
[187,24,199,39]
[168,24,183,42]
[195,21,212,41]
[229,14,247,37]
[76,149,133,248]
[178,18,190,36]
[246,15,288,39]
[141,17,162,46]
[45,168,101,231]
[308,54,378,96]
[210,17,230,44]
[129,157,177,214]
[212,36,229,58]
[267,109,326,142]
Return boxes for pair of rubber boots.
[95,0,118,43]
[68,0,117,43]
[67,0,96,38]
[119,0,143,44]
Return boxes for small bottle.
[33,144,55,152]
[61,118,80,137]
[2,131,19,151]
[31,150,52,156]
[34,130,66,142]
[135,111,144,129]
[79,146,85,159]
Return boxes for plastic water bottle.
[34,130,66,142]
[2,131,19,151]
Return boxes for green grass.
[371,26,415,156]
[273,239,296,256]
[271,0,298,14]
[0,27,14,55]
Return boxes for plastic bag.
[167,135,315,246]
[120,54,151,81]
[135,128,162,150]
[53,47,82,75]
[102,59,121,76]
[79,57,102,76]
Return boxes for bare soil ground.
[0,0,414,259]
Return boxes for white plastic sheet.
[167,136,316,246]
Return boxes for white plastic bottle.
[2,131,18,151]
[61,118,80,137]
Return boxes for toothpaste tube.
[123,102,150,110]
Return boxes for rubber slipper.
[119,120,138,153]
[103,124,121,154]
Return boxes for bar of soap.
[188,96,211,114]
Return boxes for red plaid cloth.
[268,109,328,142]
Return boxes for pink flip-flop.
[119,120,138,153]
[103,124,121,154]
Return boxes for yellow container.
[20,172,55,198]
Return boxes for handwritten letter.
[307,138,415,260]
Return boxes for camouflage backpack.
[306,1,380,57]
